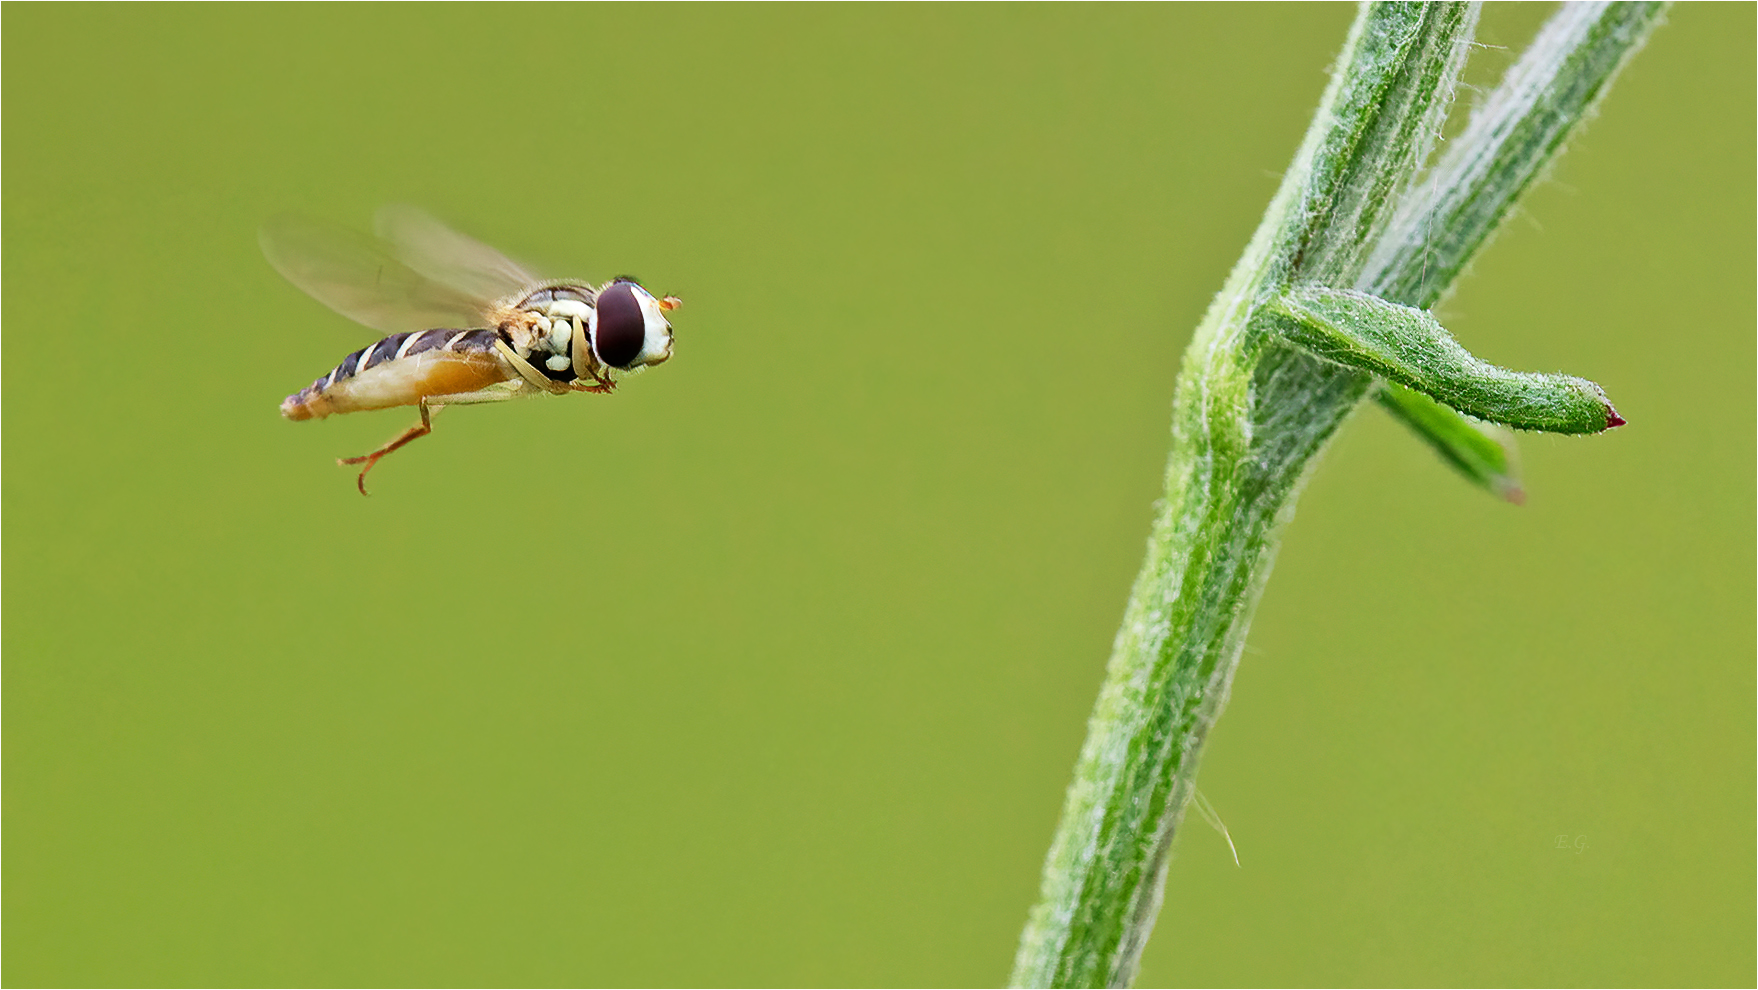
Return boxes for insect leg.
[492,338,572,395]
[563,315,616,394]
[338,398,442,496]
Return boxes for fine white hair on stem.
[1191,789,1241,868]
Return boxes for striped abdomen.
[281,328,514,421]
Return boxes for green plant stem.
[1367,1,1671,308]
[1011,3,1666,987]
[1369,0,1669,489]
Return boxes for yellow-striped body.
[280,327,541,421]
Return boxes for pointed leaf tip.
[1605,406,1626,430]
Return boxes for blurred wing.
[260,214,494,335]
[373,204,542,307]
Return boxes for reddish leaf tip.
[1605,406,1627,429]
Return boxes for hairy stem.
[1011,4,1666,987]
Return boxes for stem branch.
[1011,4,1666,986]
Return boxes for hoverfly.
[262,205,679,494]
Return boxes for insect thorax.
[501,283,599,382]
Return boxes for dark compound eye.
[593,281,645,368]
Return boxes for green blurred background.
[5,4,1750,986]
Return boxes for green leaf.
[1358,2,1664,490]
[1376,384,1524,503]
[1262,285,1624,434]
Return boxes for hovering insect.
[262,205,679,494]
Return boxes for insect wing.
[260,214,494,335]
[374,204,542,309]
